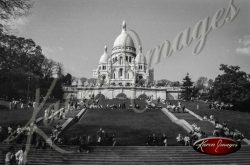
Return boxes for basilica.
[93,21,154,87]
[64,21,180,100]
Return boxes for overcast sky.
[11,0,250,82]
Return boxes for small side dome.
[99,45,109,64]
[135,46,147,64]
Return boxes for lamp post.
[27,76,31,102]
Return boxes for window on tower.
[119,68,123,77]
[119,56,123,64]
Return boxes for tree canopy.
[211,64,250,111]
[156,79,172,87]
[0,0,33,33]
[180,73,194,100]
[0,33,66,101]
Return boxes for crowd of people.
[208,101,234,110]
[166,101,186,113]
[146,133,168,146]
[212,120,244,141]
[202,114,245,141]
[0,124,34,145]
[1,97,249,165]
[57,128,117,152]
[176,133,191,146]
[44,107,67,121]
[5,145,26,165]
[176,125,207,147]
[8,99,39,111]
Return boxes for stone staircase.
[1,144,250,164]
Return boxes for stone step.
[1,145,250,164]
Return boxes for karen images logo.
[193,137,241,155]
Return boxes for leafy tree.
[80,77,87,86]
[195,77,208,92]
[87,78,97,86]
[135,74,146,87]
[0,33,64,100]
[156,79,172,87]
[207,79,214,89]
[211,64,250,111]
[171,81,180,87]
[137,78,146,87]
[180,73,194,100]
[63,73,72,86]
[0,0,33,33]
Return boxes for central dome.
[113,22,135,48]
[113,32,135,48]
[112,21,136,55]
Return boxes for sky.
[10,0,250,82]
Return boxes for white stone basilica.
[93,21,153,87]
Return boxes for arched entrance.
[116,93,127,99]
[138,93,147,100]
[95,93,106,100]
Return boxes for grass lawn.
[170,100,250,139]
[0,101,60,127]
[65,108,187,146]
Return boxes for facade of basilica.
[64,21,181,100]
[93,21,154,87]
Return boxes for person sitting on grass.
[209,115,214,121]
[223,127,230,137]
[172,104,176,112]
[7,125,13,136]
[213,128,220,137]
[203,115,208,120]
[182,105,186,113]
[233,129,244,141]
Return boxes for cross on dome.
[139,45,142,53]
[122,20,126,31]
[104,45,107,53]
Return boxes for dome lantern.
[122,20,126,32]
